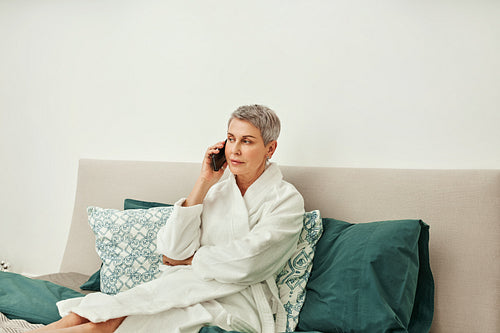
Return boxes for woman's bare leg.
[30,313,89,332]
[29,314,125,333]
[57,317,126,333]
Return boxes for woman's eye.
[228,138,234,142]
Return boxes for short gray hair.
[228,105,281,145]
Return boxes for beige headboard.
[60,159,500,333]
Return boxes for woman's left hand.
[162,254,194,266]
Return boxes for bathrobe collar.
[229,162,283,205]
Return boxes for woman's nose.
[230,142,241,155]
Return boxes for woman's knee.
[87,317,126,333]
[62,312,90,326]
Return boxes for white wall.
[1,0,499,275]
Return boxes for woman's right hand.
[199,141,227,186]
[182,141,227,207]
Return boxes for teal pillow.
[88,206,174,294]
[276,210,323,331]
[296,218,434,333]
[79,199,173,292]
[79,265,101,291]
[0,271,84,324]
[124,198,172,210]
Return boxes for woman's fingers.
[204,141,226,165]
[207,141,225,154]
[162,255,193,266]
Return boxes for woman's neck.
[236,176,256,196]
[235,164,267,196]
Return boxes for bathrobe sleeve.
[156,198,203,260]
[192,187,304,285]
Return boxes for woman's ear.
[266,141,277,159]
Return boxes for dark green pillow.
[79,199,173,292]
[296,218,434,333]
[0,271,84,324]
[79,265,101,291]
[124,198,172,210]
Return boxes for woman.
[32,105,305,333]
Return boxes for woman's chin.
[227,164,241,174]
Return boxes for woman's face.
[226,118,277,183]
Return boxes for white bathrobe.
[57,163,304,333]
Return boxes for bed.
[1,159,499,332]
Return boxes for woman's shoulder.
[259,178,304,216]
[276,180,304,205]
[271,164,303,196]
[203,174,235,202]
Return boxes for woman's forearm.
[183,177,214,207]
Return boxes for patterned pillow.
[87,206,173,295]
[276,210,323,332]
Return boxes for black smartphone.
[211,140,227,171]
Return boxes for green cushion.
[79,265,101,291]
[296,218,434,333]
[0,271,84,325]
[124,198,172,210]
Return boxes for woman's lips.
[230,159,244,166]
